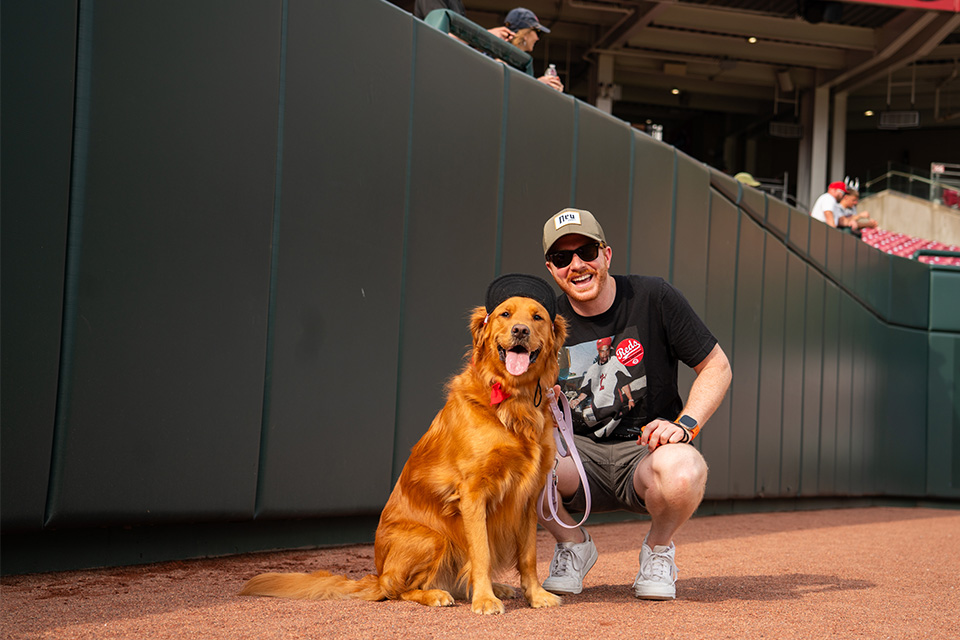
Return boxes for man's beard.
[562,264,609,303]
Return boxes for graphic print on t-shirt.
[558,328,648,440]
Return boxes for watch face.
[678,415,697,429]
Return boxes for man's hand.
[638,419,688,452]
[487,26,515,41]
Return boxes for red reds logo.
[616,338,644,367]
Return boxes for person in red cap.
[810,181,848,227]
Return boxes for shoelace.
[641,547,676,583]
[551,545,578,576]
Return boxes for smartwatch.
[675,414,700,443]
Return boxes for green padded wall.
[800,274,825,496]
[809,217,828,273]
[701,193,738,498]
[3,0,958,575]
[729,215,765,498]
[787,207,810,256]
[572,105,631,247]
[833,295,856,494]
[672,153,711,316]
[766,193,790,242]
[756,237,788,497]
[630,133,674,280]
[252,0,409,517]
[780,252,808,496]
[500,72,575,278]
[818,284,841,495]
[877,325,929,496]
[0,0,76,530]
[392,17,506,476]
[929,270,960,332]
[927,333,960,497]
[45,0,281,527]
[888,255,930,328]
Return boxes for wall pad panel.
[701,193,739,498]
[573,105,631,254]
[672,152,710,315]
[46,0,281,527]
[728,215,764,497]
[393,20,506,476]
[630,134,675,280]
[0,0,76,530]
[756,238,788,497]
[500,72,575,278]
[254,0,410,518]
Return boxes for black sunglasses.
[547,242,604,268]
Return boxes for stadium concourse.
[2,506,959,639]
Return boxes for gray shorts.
[563,435,650,515]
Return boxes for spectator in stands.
[836,189,877,234]
[943,188,960,209]
[505,7,564,92]
[734,172,761,188]
[415,0,515,41]
[810,181,847,227]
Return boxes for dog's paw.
[423,589,455,607]
[493,583,517,599]
[527,587,562,609]
[471,595,505,615]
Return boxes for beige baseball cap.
[542,208,606,256]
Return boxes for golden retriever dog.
[240,274,566,614]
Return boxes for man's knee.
[554,456,583,496]
[639,445,707,497]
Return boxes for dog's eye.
[533,313,543,321]
[500,311,510,317]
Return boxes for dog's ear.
[552,313,567,348]
[469,306,489,348]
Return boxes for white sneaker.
[541,529,598,595]
[633,537,677,600]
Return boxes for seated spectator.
[505,7,563,92]
[943,188,960,209]
[835,189,877,234]
[810,181,847,227]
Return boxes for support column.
[831,91,848,185]
[808,82,831,210]
[596,54,614,114]
[797,91,812,211]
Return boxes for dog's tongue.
[505,350,530,376]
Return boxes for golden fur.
[240,297,567,614]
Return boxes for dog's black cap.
[485,273,557,320]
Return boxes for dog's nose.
[512,324,530,339]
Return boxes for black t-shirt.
[556,275,717,442]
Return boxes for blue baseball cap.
[505,7,550,32]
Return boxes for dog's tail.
[239,570,385,601]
